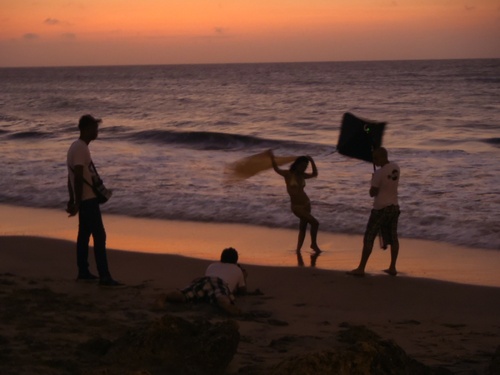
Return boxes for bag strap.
[68,166,95,189]
[89,161,102,179]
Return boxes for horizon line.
[1,56,498,70]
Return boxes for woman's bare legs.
[296,219,307,253]
[292,207,322,254]
[309,215,321,254]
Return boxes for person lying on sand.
[156,247,247,315]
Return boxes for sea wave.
[1,59,499,252]
[483,137,500,146]
[121,129,321,151]
[0,113,22,122]
[6,131,54,139]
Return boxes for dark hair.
[290,156,309,172]
[220,247,238,264]
[373,147,388,159]
[78,114,102,130]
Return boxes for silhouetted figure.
[348,147,400,277]
[157,247,247,315]
[268,150,322,256]
[66,115,122,286]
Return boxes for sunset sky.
[1,0,499,67]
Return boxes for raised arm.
[304,155,318,179]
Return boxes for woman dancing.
[267,150,322,257]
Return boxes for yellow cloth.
[224,151,297,182]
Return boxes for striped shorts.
[181,276,235,304]
[364,205,400,250]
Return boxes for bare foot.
[383,268,398,276]
[311,245,322,254]
[346,269,365,277]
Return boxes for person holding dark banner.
[348,147,401,277]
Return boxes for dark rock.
[271,324,452,375]
[105,314,239,375]
[0,334,12,362]
[267,319,289,326]
[488,345,500,375]
[337,323,382,345]
[77,337,113,356]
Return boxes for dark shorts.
[364,205,400,249]
[181,277,235,304]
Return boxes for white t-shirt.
[67,139,97,201]
[371,161,400,209]
[205,262,246,292]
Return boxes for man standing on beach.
[66,114,121,286]
[348,147,400,277]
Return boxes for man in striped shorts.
[348,147,401,277]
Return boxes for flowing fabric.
[225,150,297,182]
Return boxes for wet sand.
[0,204,499,373]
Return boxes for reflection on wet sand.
[297,251,321,267]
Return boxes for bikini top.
[289,175,305,188]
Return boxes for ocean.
[1,59,499,251]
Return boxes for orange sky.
[1,0,499,67]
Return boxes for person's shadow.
[297,252,321,267]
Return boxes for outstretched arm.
[236,264,248,295]
[235,263,248,296]
[266,149,287,176]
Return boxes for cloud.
[464,4,475,11]
[44,18,61,25]
[23,33,39,40]
[61,33,76,40]
[191,27,229,40]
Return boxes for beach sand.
[1,204,499,374]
